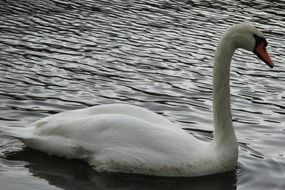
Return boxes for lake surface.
[0,0,285,189]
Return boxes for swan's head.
[226,23,274,68]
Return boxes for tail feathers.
[0,125,33,140]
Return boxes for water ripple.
[1,0,285,189]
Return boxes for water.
[0,0,285,189]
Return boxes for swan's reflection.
[8,148,237,190]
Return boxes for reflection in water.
[1,0,285,189]
[7,148,237,190]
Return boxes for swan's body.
[0,23,273,177]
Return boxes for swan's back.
[0,103,237,176]
[35,104,173,127]
[25,111,213,176]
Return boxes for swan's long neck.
[212,34,238,149]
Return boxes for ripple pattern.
[1,0,285,190]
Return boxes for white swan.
[1,23,274,177]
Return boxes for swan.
[0,23,274,177]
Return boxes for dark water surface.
[1,0,285,189]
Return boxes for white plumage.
[0,23,273,177]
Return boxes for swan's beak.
[254,41,274,68]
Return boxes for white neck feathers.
[212,33,238,149]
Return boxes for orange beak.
[254,41,274,68]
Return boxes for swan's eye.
[264,39,268,47]
[253,34,267,48]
